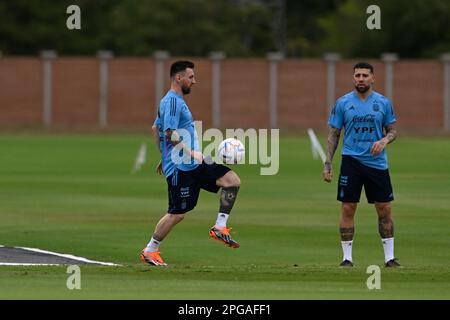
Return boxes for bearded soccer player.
[140,61,241,266]
[323,62,401,268]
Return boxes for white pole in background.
[153,51,170,116]
[441,53,450,132]
[97,50,113,128]
[324,53,340,115]
[210,51,225,128]
[41,50,57,127]
[267,52,284,129]
[381,53,398,102]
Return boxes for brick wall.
[52,58,99,126]
[278,60,327,129]
[0,57,447,132]
[0,58,42,124]
[108,58,155,126]
[393,61,443,129]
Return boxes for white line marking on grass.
[0,244,121,266]
[17,246,121,266]
[0,263,60,266]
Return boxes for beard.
[355,84,370,93]
[181,85,191,95]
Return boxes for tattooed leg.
[340,227,355,241]
[375,202,397,263]
[376,202,394,238]
[340,202,357,241]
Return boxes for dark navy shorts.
[166,161,231,214]
[338,155,394,203]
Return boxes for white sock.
[145,237,160,252]
[215,212,229,228]
[382,237,394,262]
[341,240,353,262]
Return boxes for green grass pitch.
[0,133,449,299]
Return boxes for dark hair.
[170,60,194,78]
[354,62,374,74]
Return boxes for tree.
[0,0,276,57]
[283,0,343,57]
[318,0,450,58]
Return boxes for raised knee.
[221,171,240,188]
[231,172,241,187]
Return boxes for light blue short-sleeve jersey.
[327,91,396,170]
[155,90,200,177]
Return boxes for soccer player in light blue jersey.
[323,62,400,268]
[141,61,241,266]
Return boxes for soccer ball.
[218,138,245,164]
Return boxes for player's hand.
[323,163,333,183]
[156,161,163,175]
[370,138,387,156]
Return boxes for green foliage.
[0,0,276,57]
[285,0,342,57]
[0,0,449,57]
[318,0,450,58]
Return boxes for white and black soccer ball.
[217,138,245,164]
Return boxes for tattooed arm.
[323,126,342,183]
[370,123,397,156]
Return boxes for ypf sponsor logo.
[354,126,375,134]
